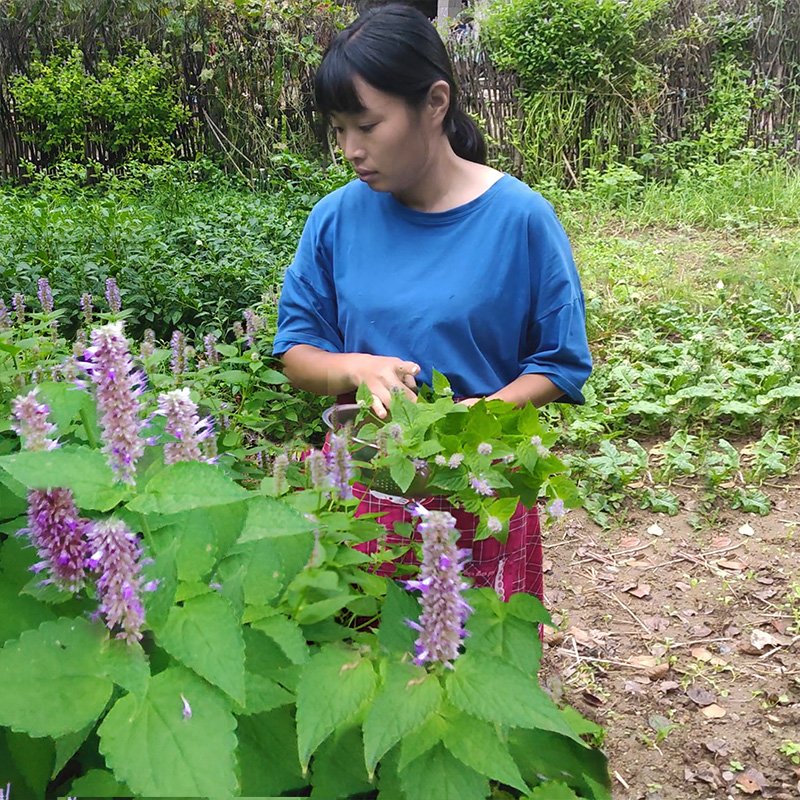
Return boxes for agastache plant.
[80,292,93,326]
[244,308,263,348]
[171,330,186,375]
[10,391,89,592]
[406,506,472,668]
[86,519,146,644]
[203,332,220,365]
[156,388,214,464]
[12,292,25,324]
[79,321,146,484]
[327,433,354,500]
[105,278,122,314]
[0,298,11,330]
[37,278,54,313]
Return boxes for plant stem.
[80,407,98,449]
[139,513,156,554]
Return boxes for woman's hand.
[457,397,481,407]
[345,353,420,418]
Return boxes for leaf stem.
[79,407,98,449]
[139,512,156,554]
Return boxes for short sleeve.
[520,199,592,404]
[272,208,344,357]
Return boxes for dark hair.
[315,4,486,164]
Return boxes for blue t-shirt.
[273,174,592,403]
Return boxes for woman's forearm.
[280,345,359,396]
[487,373,564,408]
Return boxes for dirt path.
[542,486,800,800]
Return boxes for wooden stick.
[610,593,652,635]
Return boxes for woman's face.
[330,75,444,195]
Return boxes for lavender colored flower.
[405,508,471,668]
[412,458,427,472]
[477,442,493,456]
[140,328,156,358]
[244,308,262,348]
[80,292,93,326]
[10,389,58,451]
[307,449,329,491]
[387,423,403,443]
[170,330,186,375]
[0,299,10,331]
[448,453,465,469]
[273,452,289,494]
[61,356,79,382]
[181,693,192,720]
[434,454,447,466]
[80,321,146,484]
[468,473,494,496]
[12,293,25,324]
[156,388,214,465]
[86,518,146,644]
[37,278,53,313]
[487,515,503,534]
[73,328,88,358]
[547,498,566,519]
[232,321,245,340]
[328,433,353,499]
[203,332,220,365]
[0,782,9,800]
[105,278,122,314]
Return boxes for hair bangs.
[314,47,365,117]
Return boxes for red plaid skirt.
[351,484,543,601]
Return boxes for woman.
[273,4,591,601]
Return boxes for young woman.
[273,3,592,601]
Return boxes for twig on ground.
[614,771,630,790]
[610,592,652,635]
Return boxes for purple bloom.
[405,508,471,668]
[328,434,353,500]
[307,449,329,491]
[203,332,220,365]
[1,782,10,800]
[86,518,146,644]
[37,278,53,314]
[547,498,566,519]
[244,308,262,348]
[170,330,186,375]
[387,424,403,443]
[477,442,493,455]
[12,293,25,325]
[80,322,146,484]
[140,328,156,359]
[10,389,58,451]
[468,473,494,496]
[0,299,11,331]
[105,278,122,314]
[80,293,93,326]
[156,388,214,465]
[181,693,192,720]
[273,452,289,494]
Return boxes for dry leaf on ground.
[700,703,727,719]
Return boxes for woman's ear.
[426,80,451,126]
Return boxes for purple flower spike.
[86,518,146,644]
[170,330,186,375]
[406,510,471,668]
[80,321,146,484]
[105,278,122,314]
[12,293,25,325]
[547,498,566,519]
[0,299,10,331]
[232,321,245,340]
[468,473,494,496]
[156,388,214,465]
[80,293,93,326]
[140,328,156,359]
[244,308,262,349]
[328,434,353,500]
[307,449,329,491]
[37,278,54,314]
[203,333,220,365]
[10,390,58,451]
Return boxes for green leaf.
[507,592,552,625]
[400,741,489,800]
[431,369,452,396]
[4,729,55,796]
[390,458,416,493]
[441,711,528,792]
[0,584,56,645]
[364,661,443,774]
[240,671,294,715]
[142,538,178,634]
[526,782,581,799]
[251,615,310,665]
[127,461,248,515]
[356,382,374,408]
[53,723,93,778]
[295,593,357,625]
[296,645,378,770]
[311,725,373,798]
[0,617,113,737]
[378,579,420,655]
[101,638,150,698]
[67,768,131,797]
[98,666,237,796]
[240,495,317,541]
[0,447,127,511]
[35,382,93,438]
[157,593,245,704]
[398,712,450,771]
[237,706,307,796]
[446,653,581,741]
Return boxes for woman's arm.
[459,373,564,409]
[280,344,420,418]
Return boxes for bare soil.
[541,484,800,800]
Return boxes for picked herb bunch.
[351,371,581,541]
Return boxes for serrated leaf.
[98,666,237,796]
[4,729,55,795]
[296,646,377,770]
[364,661,442,774]
[240,672,294,715]
[356,382,374,408]
[431,369,452,396]
[251,615,309,665]
[240,495,317,541]
[0,447,127,511]
[312,725,372,798]
[127,461,248,515]
[0,617,113,737]
[101,638,150,698]
[465,610,543,677]
[446,653,580,741]
[390,459,416,493]
[53,723,94,778]
[67,768,131,797]
[237,706,306,796]
[441,711,528,792]
[527,782,581,799]
[506,592,552,625]
[398,712,449,770]
[142,538,178,634]
[0,583,56,645]
[400,741,489,800]
[157,593,245,704]
[377,579,420,655]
